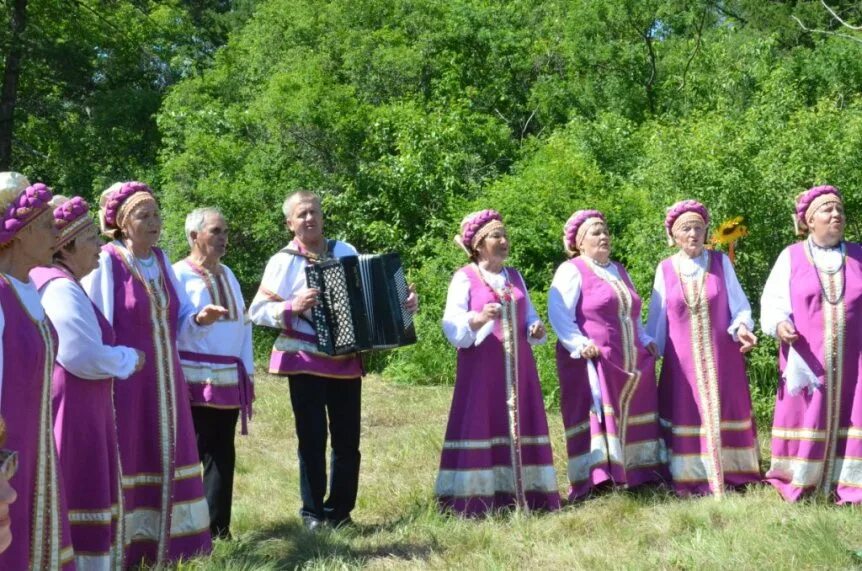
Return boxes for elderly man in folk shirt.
[175,207,254,540]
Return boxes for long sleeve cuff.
[526,319,546,346]
[728,310,755,340]
[637,324,654,350]
[562,335,590,359]
[110,346,139,380]
[442,311,480,348]
[179,312,208,342]
[760,313,792,338]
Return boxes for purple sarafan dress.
[32,266,126,569]
[766,242,862,503]
[436,265,560,516]
[0,275,75,569]
[656,251,760,497]
[556,258,666,500]
[103,244,212,564]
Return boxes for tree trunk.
[0,0,28,170]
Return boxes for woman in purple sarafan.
[549,210,666,500]
[31,195,144,569]
[436,209,560,516]
[81,182,226,566]
[646,200,760,499]
[0,172,76,569]
[761,185,862,503]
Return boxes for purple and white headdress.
[563,209,605,255]
[0,172,54,246]
[52,196,94,248]
[665,200,710,246]
[454,209,505,257]
[794,185,842,236]
[99,181,155,234]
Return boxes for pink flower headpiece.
[53,196,94,248]
[0,173,53,245]
[794,185,842,236]
[101,181,154,230]
[454,209,504,256]
[563,209,605,255]
[665,200,710,245]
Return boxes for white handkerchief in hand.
[474,311,498,346]
[587,359,603,420]
[784,346,822,396]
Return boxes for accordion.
[305,253,417,355]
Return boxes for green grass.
[176,373,862,570]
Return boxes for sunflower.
[711,216,748,246]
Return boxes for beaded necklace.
[585,255,612,269]
[806,238,846,305]
[473,264,513,303]
[673,250,709,309]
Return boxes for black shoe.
[302,515,324,532]
[212,530,233,541]
[326,515,354,530]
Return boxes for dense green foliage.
[153,0,862,418]
[8,0,862,418]
[0,0,255,194]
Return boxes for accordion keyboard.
[305,252,416,355]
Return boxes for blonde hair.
[282,190,321,219]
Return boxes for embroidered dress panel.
[674,251,725,497]
[0,274,74,570]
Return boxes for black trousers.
[287,374,362,524]
[191,406,240,539]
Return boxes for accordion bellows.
[306,253,417,355]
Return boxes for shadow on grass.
[211,516,439,569]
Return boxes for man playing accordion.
[249,190,417,531]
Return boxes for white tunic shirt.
[248,240,358,334]
[646,250,754,356]
[760,238,845,336]
[174,260,254,381]
[39,275,138,380]
[548,260,652,358]
[442,264,546,349]
[0,275,45,409]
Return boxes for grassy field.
[177,373,862,570]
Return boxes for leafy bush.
[151,0,862,424]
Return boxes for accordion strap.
[280,239,337,263]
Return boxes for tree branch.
[625,12,657,113]
[678,7,708,92]
[821,0,862,31]
[792,14,862,46]
[520,108,537,141]
[713,2,747,25]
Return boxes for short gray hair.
[185,207,224,248]
[281,190,320,219]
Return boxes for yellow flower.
[711,216,748,246]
